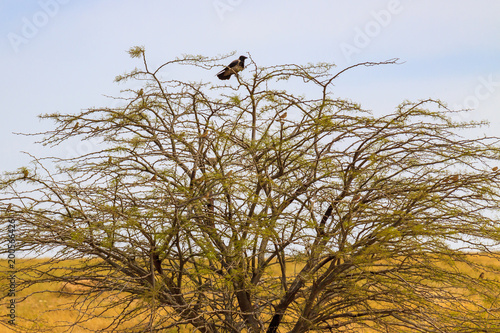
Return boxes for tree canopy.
[2,47,500,332]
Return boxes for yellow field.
[1,254,500,332]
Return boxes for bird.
[200,130,209,138]
[207,157,218,167]
[217,55,247,80]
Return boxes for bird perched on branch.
[217,55,247,80]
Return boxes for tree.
[2,46,500,332]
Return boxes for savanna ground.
[2,254,500,333]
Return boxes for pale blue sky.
[1,0,500,172]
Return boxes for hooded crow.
[217,55,247,80]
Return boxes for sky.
[1,0,500,173]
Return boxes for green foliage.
[2,50,500,333]
[128,45,145,58]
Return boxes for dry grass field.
[0,258,163,333]
[1,254,500,332]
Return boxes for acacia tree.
[2,47,500,332]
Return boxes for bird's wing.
[217,68,232,80]
[217,67,227,75]
[227,59,240,68]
